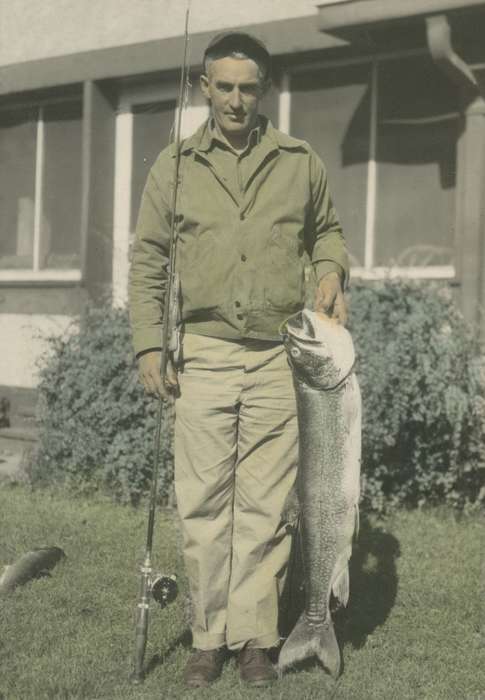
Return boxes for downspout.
[426,14,478,96]
[426,14,485,337]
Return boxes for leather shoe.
[239,647,277,686]
[183,647,226,688]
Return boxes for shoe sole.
[185,679,212,688]
[241,678,277,687]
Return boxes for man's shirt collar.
[196,117,263,154]
[179,115,305,157]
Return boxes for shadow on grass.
[144,514,400,678]
[144,627,192,678]
[337,514,400,649]
[280,513,400,652]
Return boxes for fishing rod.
[130,5,191,684]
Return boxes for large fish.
[278,309,361,677]
[0,546,65,595]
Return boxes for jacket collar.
[178,115,305,157]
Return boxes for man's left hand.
[314,271,348,325]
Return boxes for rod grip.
[131,604,149,683]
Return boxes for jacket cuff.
[313,260,347,289]
[132,327,163,357]
[135,346,162,360]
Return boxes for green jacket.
[129,117,349,356]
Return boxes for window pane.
[0,107,37,269]
[375,57,458,267]
[260,77,279,128]
[291,63,371,267]
[131,101,175,231]
[42,101,83,269]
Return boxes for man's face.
[200,56,264,141]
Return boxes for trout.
[278,309,361,677]
[0,547,65,595]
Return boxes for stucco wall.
[0,0,349,67]
[0,314,75,388]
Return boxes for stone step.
[0,444,36,482]
[0,389,39,481]
[0,426,39,443]
[0,386,37,430]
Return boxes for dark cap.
[203,31,271,80]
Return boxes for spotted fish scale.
[278,309,361,677]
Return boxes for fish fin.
[354,503,360,540]
[34,570,52,580]
[329,503,360,609]
[278,613,341,678]
[0,565,10,586]
[331,567,349,607]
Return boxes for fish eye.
[290,347,301,358]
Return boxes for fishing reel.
[150,573,178,609]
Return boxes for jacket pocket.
[264,226,305,311]
[177,230,231,317]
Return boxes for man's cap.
[203,31,271,80]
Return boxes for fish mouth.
[280,310,320,346]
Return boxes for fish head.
[280,309,355,389]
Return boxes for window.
[291,63,371,268]
[289,53,459,277]
[375,56,457,268]
[131,100,176,231]
[0,98,83,277]
[0,107,36,269]
[113,78,209,304]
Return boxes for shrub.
[34,281,485,512]
[33,304,173,504]
[348,279,485,512]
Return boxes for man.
[129,32,349,688]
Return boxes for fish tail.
[278,612,341,678]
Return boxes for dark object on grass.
[0,397,10,428]
[0,546,66,595]
[278,310,361,678]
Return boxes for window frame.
[283,48,459,280]
[113,81,180,305]
[113,79,211,305]
[0,93,84,283]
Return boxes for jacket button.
[237,313,244,320]
[241,254,247,262]
[240,212,245,220]
[235,301,241,307]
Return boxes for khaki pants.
[174,333,298,651]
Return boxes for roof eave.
[317,0,485,32]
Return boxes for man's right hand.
[137,351,178,400]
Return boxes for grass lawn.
[0,483,483,700]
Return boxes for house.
[1,0,484,434]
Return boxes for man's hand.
[137,351,178,400]
[314,271,348,325]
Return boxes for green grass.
[0,483,483,700]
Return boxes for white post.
[112,110,133,307]
[33,107,44,272]
[278,71,291,134]
[364,60,378,270]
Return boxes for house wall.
[0,0,350,68]
[1,0,485,396]
[0,313,74,388]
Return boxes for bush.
[348,280,485,512]
[34,304,173,504]
[34,281,485,512]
